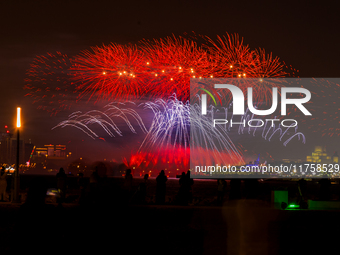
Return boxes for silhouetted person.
[244,179,259,199]
[297,178,308,209]
[90,167,99,186]
[77,172,86,204]
[0,166,7,201]
[86,163,110,206]
[229,179,241,199]
[56,167,67,203]
[96,162,107,179]
[124,169,133,196]
[319,175,331,200]
[179,172,186,184]
[298,178,307,198]
[217,179,227,204]
[177,171,194,205]
[133,174,149,204]
[84,167,100,205]
[186,171,194,204]
[96,163,110,204]
[177,172,187,205]
[156,170,167,204]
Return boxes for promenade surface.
[1,176,339,254]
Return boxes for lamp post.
[13,107,21,203]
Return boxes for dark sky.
[0,0,339,162]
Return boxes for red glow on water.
[123,146,244,177]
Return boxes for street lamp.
[13,107,21,203]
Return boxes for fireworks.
[71,43,149,102]
[24,51,75,114]
[52,101,148,139]
[25,33,294,110]
[206,34,288,78]
[54,96,245,170]
[25,32,312,172]
[140,35,216,100]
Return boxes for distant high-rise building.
[332,151,338,163]
[306,146,336,164]
[33,144,67,160]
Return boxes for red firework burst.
[140,35,217,100]
[205,33,256,78]
[25,33,297,113]
[24,51,75,114]
[70,43,149,102]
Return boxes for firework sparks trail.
[52,101,148,139]
[53,96,245,167]
[189,101,245,166]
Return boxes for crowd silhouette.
[0,164,339,208]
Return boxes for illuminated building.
[29,144,69,174]
[332,152,338,163]
[34,144,67,160]
[306,146,337,164]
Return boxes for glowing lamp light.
[288,204,300,208]
[16,107,21,128]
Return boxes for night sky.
[1,0,340,162]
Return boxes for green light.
[288,204,300,208]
